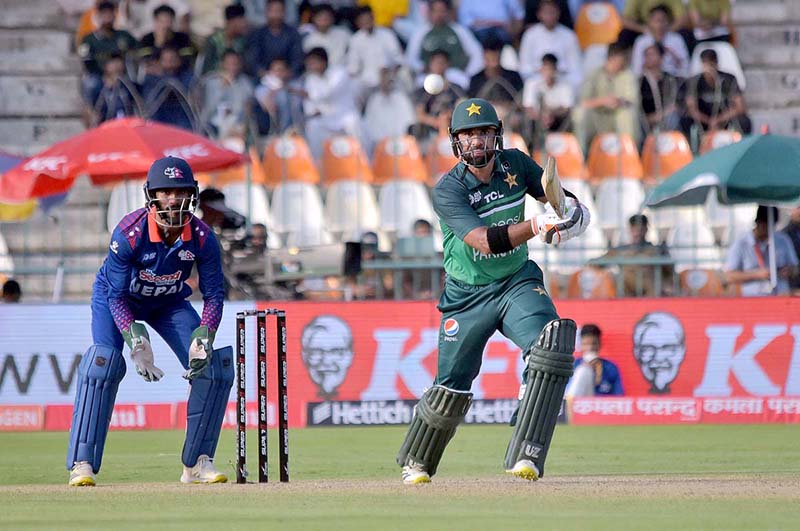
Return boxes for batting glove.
[532,198,591,245]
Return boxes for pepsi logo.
[443,319,460,336]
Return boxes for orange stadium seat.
[587,133,643,182]
[263,134,320,186]
[425,134,458,187]
[321,135,374,184]
[372,135,428,185]
[641,131,693,183]
[680,268,724,296]
[503,132,529,154]
[567,267,616,299]
[700,130,743,154]
[575,2,623,50]
[195,146,266,188]
[536,133,587,179]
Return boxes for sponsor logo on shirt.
[178,249,195,261]
[138,269,182,286]
[142,252,156,261]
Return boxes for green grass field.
[2,424,799,530]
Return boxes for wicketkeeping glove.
[122,321,164,382]
[183,325,216,380]
[532,198,591,245]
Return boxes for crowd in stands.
[65,0,799,302]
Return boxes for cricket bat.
[541,156,566,218]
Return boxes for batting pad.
[182,346,234,467]
[66,345,127,473]
[503,319,576,476]
[397,385,472,476]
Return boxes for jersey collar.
[147,208,192,243]
[457,154,504,190]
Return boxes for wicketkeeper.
[66,156,233,486]
[397,98,590,484]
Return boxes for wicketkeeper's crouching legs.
[504,319,576,480]
[397,385,473,484]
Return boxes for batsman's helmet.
[143,156,199,228]
[449,98,503,168]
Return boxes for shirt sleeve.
[196,230,225,331]
[105,230,136,333]
[432,179,484,240]
[723,236,745,272]
[610,362,624,395]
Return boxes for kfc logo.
[633,312,687,394]
[301,316,355,398]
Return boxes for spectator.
[518,0,582,89]
[91,53,141,124]
[199,49,254,144]
[630,4,690,78]
[456,0,524,47]
[118,0,192,38]
[346,231,393,299]
[725,206,799,296]
[302,3,352,66]
[347,5,405,95]
[300,47,363,160]
[254,58,305,134]
[245,0,305,78]
[680,49,752,140]
[413,218,433,238]
[592,213,674,297]
[402,219,440,300]
[198,188,246,231]
[783,205,800,291]
[363,67,415,153]
[522,54,574,145]
[468,38,523,103]
[137,4,197,71]
[2,279,21,303]
[688,0,733,49]
[405,0,484,80]
[524,0,573,29]
[565,323,624,397]
[201,4,249,75]
[141,46,195,130]
[639,43,681,134]
[78,2,137,107]
[393,0,428,44]
[620,0,687,48]
[411,50,464,143]
[571,42,640,155]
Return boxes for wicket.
[235,309,289,484]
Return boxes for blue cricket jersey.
[572,358,624,396]
[95,207,224,333]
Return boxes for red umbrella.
[0,118,247,202]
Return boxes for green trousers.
[435,261,559,391]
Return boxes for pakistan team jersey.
[94,208,224,333]
[432,149,545,285]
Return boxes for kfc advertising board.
[1,297,799,430]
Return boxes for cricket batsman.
[397,98,590,484]
[67,156,233,486]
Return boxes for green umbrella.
[646,133,800,208]
[645,133,800,291]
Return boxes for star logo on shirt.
[466,102,481,116]
[504,172,518,189]
[532,286,548,296]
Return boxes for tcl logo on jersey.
[138,270,182,285]
[483,191,505,204]
[443,319,460,342]
[164,166,184,179]
[178,250,195,261]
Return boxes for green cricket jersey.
[432,148,545,285]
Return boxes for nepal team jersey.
[95,208,224,332]
[432,149,545,285]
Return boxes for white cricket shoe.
[180,455,228,484]
[401,462,431,485]
[69,461,96,487]
[506,459,540,481]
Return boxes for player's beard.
[460,133,500,168]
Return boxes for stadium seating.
[666,222,722,272]
[321,135,374,184]
[425,134,458,187]
[378,179,436,237]
[0,231,14,280]
[107,179,145,232]
[270,181,332,246]
[641,131,693,183]
[679,268,725,296]
[263,134,320,187]
[582,44,609,77]
[547,222,608,274]
[689,41,746,89]
[587,133,643,182]
[700,130,742,154]
[503,132,529,154]
[595,178,646,241]
[705,196,757,245]
[567,266,616,299]
[372,135,428,185]
[324,180,381,242]
[537,132,587,179]
[575,2,623,50]
[644,205,707,243]
[195,147,265,188]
